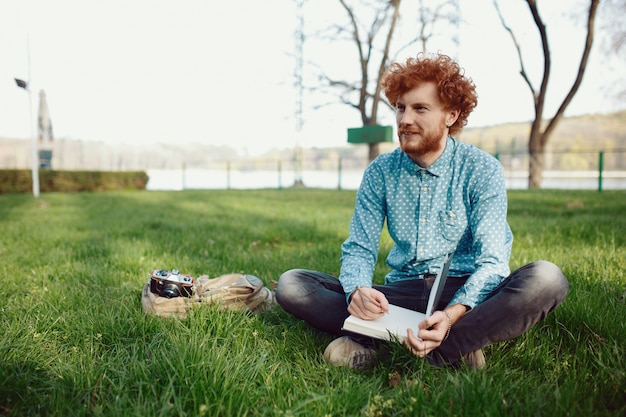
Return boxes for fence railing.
[145,149,626,191]
[2,142,625,191]
[493,149,626,191]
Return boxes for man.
[275,53,568,369]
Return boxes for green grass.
[0,189,624,416]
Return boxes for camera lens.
[161,283,180,298]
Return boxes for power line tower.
[293,0,304,187]
[451,0,461,59]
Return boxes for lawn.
[0,189,624,416]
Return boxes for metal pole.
[293,0,305,188]
[27,36,39,197]
[28,86,39,196]
[598,151,603,192]
[182,163,186,190]
[226,161,231,190]
[337,157,342,190]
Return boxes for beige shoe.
[323,336,377,370]
[462,349,486,370]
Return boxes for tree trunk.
[528,147,544,189]
[528,121,545,189]
[368,142,380,162]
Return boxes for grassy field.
[0,189,624,416]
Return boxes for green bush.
[0,170,148,194]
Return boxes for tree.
[494,0,600,189]
[310,0,459,162]
[333,0,401,162]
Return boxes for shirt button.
[422,187,428,192]
[420,218,426,223]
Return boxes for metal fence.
[1,139,624,191]
[146,149,626,191]
[494,149,626,191]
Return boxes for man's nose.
[398,111,414,126]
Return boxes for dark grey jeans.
[275,260,569,366]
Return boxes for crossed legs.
[276,261,568,366]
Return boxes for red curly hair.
[381,53,478,136]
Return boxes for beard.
[399,120,447,156]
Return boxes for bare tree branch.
[526,0,551,124]
[493,0,536,101]
[371,0,401,123]
[542,0,600,145]
[339,0,369,123]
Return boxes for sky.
[1,0,624,155]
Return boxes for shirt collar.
[401,136,456,177]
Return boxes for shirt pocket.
[438,207,468,243]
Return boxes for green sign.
[347,125,393,144]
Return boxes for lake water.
[146,169,626,191]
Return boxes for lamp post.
[14,36,39,197]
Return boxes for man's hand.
[404,304,467,358]
[348,287,389,320]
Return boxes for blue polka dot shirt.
[339,137,513,309]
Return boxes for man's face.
[395,82,453,163]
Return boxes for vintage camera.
[149,269,194,298]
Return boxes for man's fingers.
[405,329,428,357]
[348,299,384,320]
[357,288,387,314]
[349,289,387,318]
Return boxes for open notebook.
[341,252,454,341]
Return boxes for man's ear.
[446,109,460,127]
